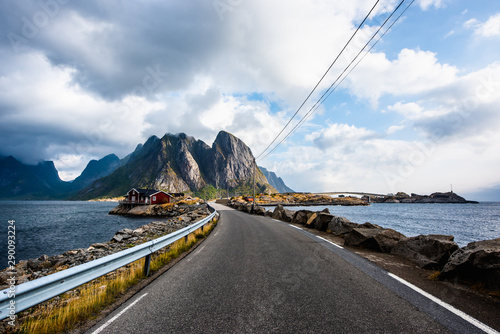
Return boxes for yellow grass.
[16,219,217,334]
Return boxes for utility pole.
[252,158,256,213]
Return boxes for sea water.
[270,202,500,247]
[0,201,168,270]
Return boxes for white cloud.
[464,13,500,37]
[417,0,447,11]
[344,48,458,105]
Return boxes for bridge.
[315,191,386,197]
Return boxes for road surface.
[87,203,495,333]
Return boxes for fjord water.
[279,202,500,247]
[0,201,167,270]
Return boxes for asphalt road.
[87,203,495,334]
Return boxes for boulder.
[391,234,459,270]
[305,213,318,228]
[272,205,285,220]
[327,216,358,236]
[359,222,382,229]
[254,205,266,216]
[292,210,313,225]
[313,213,334,231]
[282,209,295,222]
[439,238,500,291]
[345,228,406,253]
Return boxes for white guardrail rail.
[0,207,217,320]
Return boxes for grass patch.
[427,271,441,280]
[14,218,217,334]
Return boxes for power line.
[254,0,381,160]
[257,0,412,162]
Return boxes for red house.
[125,188,173,205]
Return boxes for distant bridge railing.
[0,206,217,320]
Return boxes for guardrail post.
[201,225,204,232]
[144,254,151,277]
[184,235,188,243]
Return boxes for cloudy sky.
[1,0,499,200]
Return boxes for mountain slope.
[259,166,294,193]
[0,156,70,199]
[75,131,276,199]
[71,154,122,189]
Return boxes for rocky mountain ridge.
[259,166,294,193]
[75,131,277,199]
[1,131,292,200]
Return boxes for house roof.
[127,188,172,197]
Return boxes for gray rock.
[254,205,266,215]
[313,213,334,231]
[440,238,500,291]
[291,210,313,225]
[272,205,285,220]
[391,234,459,270]
[305,213,318,228]
[282,209,295,222]
[345,228,406,253]
[327,216,358,236]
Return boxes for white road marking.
[187,245,206,262]
[289,225,302,230]
[388,273,499,334]
[317,236,344,249]
[273,219,282,223]
[92,293,148,334]
[214,230,219,237]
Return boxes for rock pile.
[228,202,500,292]
[0,204,211,290]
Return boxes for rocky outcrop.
[76,131,277,199]
[110,202,205,217]
[259,166,294,193]
[372,192,478,204]
[344,228,406,253]
[439,238,500,291]
[391,235,459,270]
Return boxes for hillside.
[75,131,277,199]
[259,166,294,193]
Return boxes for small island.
[369,191,479,204]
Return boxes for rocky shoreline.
[0,203,211,291]
[371,191,479,204]
[228,200,500,292]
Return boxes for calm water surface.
[0,201,167,269]
[277,202,500,247]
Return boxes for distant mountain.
[0,153,123,200]
[0,156,70,199]
[259,166,294,193]
[75,131,277,199]
[71,154,122,189]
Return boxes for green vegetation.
[194,185,217,200]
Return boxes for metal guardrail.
[0,208,217,320]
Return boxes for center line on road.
[317,236,344,249]
[92,293,148,334]
[388,273,499,334]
